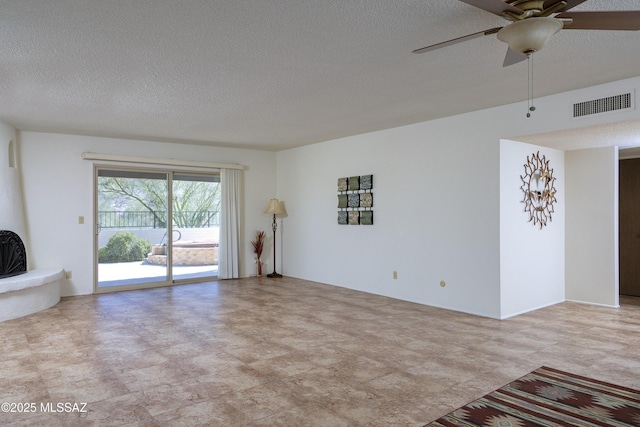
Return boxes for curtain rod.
[82,152,244,170]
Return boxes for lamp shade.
[497,18,563,55]
[264,198,287,217]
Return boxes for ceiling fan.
[413,0,640,67]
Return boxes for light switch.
[78,216,84,224]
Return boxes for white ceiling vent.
[573,92,634,118]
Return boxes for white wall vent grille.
[573,92,633,118]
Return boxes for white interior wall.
[18,131,276,296]
[565,146,619,307]
[277,116,504,318]
[500,140,565,319]
[277,75,640,319]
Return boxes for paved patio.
[98,261,217,287]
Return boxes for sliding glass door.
[95,167,220,292]
[171,173,220,281]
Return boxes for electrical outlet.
[78,216,84,224]
[393,271,398,280]
[65,270,72,279]
[440,280,446,287]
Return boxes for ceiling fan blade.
[458,0,523,17]
[543,0,588,13]
[412,27,501,54]
[503,48,527,67]
[558,11,640,30]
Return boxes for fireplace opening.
[0,230,27,279]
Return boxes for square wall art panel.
[337,177,348,192]
[348,193,360,208]
[348,211,360,225]
[337,173,374,225]
[338,194,348,209]
[360,193,372,208]
[338,211,348,225]
[348,176,360,191]
[360,175,373,190]
[360,211,373,225]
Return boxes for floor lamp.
[264,198,287,278]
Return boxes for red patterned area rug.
[426,366,640,426]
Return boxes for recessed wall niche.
[337,174,373,225]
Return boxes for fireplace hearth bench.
[0,268,65,322]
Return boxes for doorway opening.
[619,157,640,299]
[95,167,220,292]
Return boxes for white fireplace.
[0,121,64,321]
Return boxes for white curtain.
[218,168,242,279]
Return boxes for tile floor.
[1,277,640,426]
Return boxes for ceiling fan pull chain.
[527,54,536,118]
[527,55,531,117]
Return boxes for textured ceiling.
[1,0,639,151]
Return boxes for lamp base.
[267,272,283,278]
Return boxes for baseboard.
[565,298,620,309]
[499,299,566,320]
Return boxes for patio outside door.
[95,167,220,292]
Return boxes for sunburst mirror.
[520,151,557,229]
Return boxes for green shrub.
[98,232,152,263]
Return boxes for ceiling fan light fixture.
[497,17,563,55]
